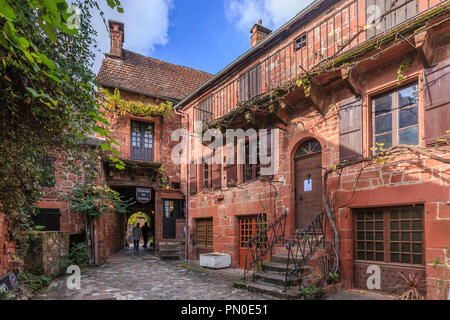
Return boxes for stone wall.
[37,145,125,265]
[24,231,69,278]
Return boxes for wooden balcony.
[194,0,447,126]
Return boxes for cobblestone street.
[33,248,276,300]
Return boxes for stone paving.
[33,248,276,300]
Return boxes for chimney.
[108,20,124,59]
[250,19,272,48]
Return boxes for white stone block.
[199,252,231,269]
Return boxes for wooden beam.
[270,105,289,126]
[304,80,329,114]
[414,30,435,68]
[341,66,361,96]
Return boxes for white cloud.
[89,0,174,73]
[224,0,312,32]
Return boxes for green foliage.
[100,88,173,118]
[69,183,135,217]
[18,272,51,293]
[328,272,340,283]
[397,57,414,84]
[0,0,123,258]
[60,242,91,269]
[128,212,150,226]
[301,285,325,299]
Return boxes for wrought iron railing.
[193,0,442,124]
[284,210,327,291]
[243,209,288,282]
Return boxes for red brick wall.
[37,146,125,264]
[100,88,185,249]
[0,213,14,278]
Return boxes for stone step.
[160,254,181,261]
[271,251,314,264]
[233,281,302,300]
[159,247,180,254]
[261,261,295,273]
[274,244,315,256]
[254,271,301,286]
[159,242,179,249]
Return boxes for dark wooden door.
[294,140,323,230]
[162,200,176,239]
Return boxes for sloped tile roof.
[98,50,213,101]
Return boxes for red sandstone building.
[1,0,449,301]
[176,0,450,299]
[33,20,212,264]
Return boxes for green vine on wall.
[100,88,173,118]
[397,57,415,84]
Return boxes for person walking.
[141,222,150,249]
[132,223,142,252]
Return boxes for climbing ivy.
[100,88,173,118]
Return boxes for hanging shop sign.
[136,188,152,204]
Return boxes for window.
[131,120,154,161]
[171,182,181,190]
[372,83,419,150]
[355,205,424,265]
[31,209,61,231]
[40,156,55,187]
[244,139,261,182]
[294,33,307,50]
[239,215,267,248]
[196,218,213,247]
[163,199,185,220]
[203,158,213,190]
[295,139,322,158]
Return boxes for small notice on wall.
[304,179,312,192]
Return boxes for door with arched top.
[294,139,323,230]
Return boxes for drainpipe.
[174,108,190,261]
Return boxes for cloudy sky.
[90,0,313,75]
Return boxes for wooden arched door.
[294,139,323,230]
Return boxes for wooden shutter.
[239,74,249,102]
[260,130,272,171]
[226,146,238,186]
[423,58,450,145]
[212,161,222,189]
[189,162,197,195]
[339,97,363,162]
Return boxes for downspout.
[174,108,190,261]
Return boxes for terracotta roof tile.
[97,50,213,101]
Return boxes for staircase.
[236,211,328,299]
[235,244,311,299]
[158,242,184,260]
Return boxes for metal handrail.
[243,209,288,282]
[284,211,327,291]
